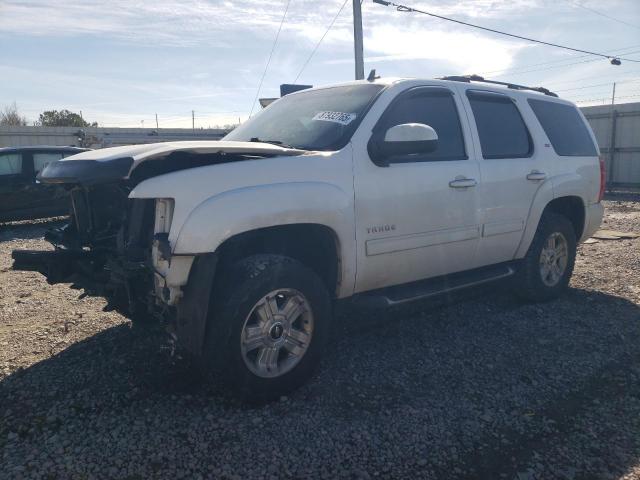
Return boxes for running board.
[352,263,516,308]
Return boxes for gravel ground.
[1,197,639,480]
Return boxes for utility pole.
[192,110,195,131]
[607,82,617,181]
[155,113,159,129]
[353,0,364,80]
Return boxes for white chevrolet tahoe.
[13,75,604,400]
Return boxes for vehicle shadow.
[0,217,67,242]
[1,286,640,479]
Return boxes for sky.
[1,0,639,128]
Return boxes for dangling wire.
[372,0,640,64]
[249,0,292,117]
[293,0,350,83]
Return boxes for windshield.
[225,84,384,151]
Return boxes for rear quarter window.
[527,99,597,156]
[33,152,65,176]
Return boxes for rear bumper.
[581,202,604,242]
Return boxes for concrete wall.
[581,102,640,187]
[0,126,227,149]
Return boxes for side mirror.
[369,123,439,165]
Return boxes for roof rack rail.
[438,74,558,97]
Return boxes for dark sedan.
[0,146,89,222]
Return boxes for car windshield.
[224,84,384,151]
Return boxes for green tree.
[38,109,98,127]
[0,102,28,126]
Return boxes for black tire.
[203,254,331,402]
[514,212,577,303]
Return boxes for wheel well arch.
[543,196,585,239]
[215,223,341,298]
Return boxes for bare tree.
[0,102,28,126]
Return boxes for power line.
[293,0,349,83]
[542,67,640,87]
[249,0,291,117]
[491,52,640,79]
[555,78,640,93]
[480,47,640,78]
[372,0,640,64]
[575,93,640,104]
[479,44,640,77]
[563,0,640,30]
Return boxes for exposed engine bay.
[11,147,291,325]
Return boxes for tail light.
[598,156,606,202]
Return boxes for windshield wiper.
[249,137,301,150]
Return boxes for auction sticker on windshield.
[312,111,357,125]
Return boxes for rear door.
[461,89,549,266]
[0,152,29,221]
[27,151,70,216]
[352,85,482,292]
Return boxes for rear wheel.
[515,212,577,302]
[203,254,331,402]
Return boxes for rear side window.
[378,88,467,162]
[33,152,64,175]
[528,99,597,156]
[467,91,532,159]
[0,153,22,176]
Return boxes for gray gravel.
[1,197,640,480]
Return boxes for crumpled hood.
[40,140,307,186]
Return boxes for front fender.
[173,181,353,255]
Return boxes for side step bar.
[352,263,516,308]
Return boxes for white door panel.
[476,158,544,265]
[351,85,482,293]
[460,89,549,266]
[354,160,481,292]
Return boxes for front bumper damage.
[11,187,215,357]
[10,143,304,357]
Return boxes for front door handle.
[449,178,477,189]
[526,171,547,181]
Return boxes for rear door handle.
[526,171,547,181]
[449,178,477,189]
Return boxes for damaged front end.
[13,180,211,355]
[12,183,163,320]
[11,141,306,355]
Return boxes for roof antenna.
[367,69,379,82]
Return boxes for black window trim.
[466,89,535,160]
[369,86,469,166]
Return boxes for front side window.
[467,91,532,159]
[376,88,467,163]
[0,153,22,176]
[528,99,597,156]
[225,84,384,151]
[33,152,64,175]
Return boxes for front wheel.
[514,212,577,303]
[203,254,331,402]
